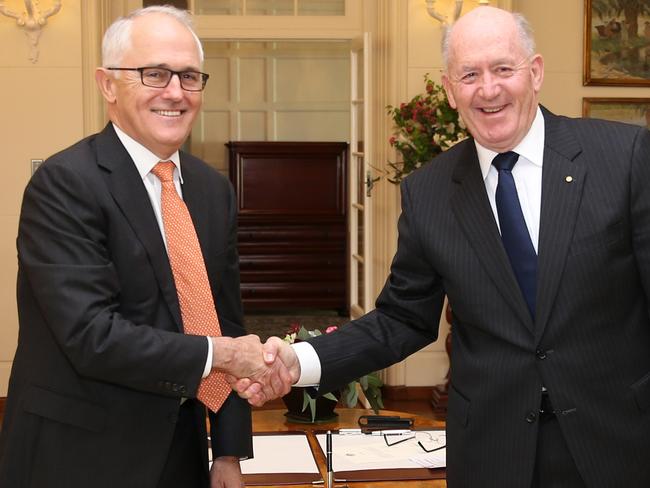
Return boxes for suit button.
[525,411,538,423]
[179,385,187,394]
[536,350,547,360]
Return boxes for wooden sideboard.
[227,141,349,313]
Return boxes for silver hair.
[441,11,536,69]
[101,5,204,69]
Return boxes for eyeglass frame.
[106,67,210,92]
[383,431,446,453]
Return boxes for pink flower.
[389,136,396,145]
[325,325,339,334]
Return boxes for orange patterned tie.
[151,161,231,413]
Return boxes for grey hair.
[441,11,536,68]
[101,5,204,68]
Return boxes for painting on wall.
[583,97,650,128]
[583,0,650,86]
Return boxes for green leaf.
[343,382,359,408]
[323,392,338,402]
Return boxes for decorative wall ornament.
[0,0,62,63]
[425,0,490,25]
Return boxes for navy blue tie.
[493,152,537,318]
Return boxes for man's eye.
[461,72,477,83]
[495,66,515,76]
[144,69,165,79]
[182,72,200,82]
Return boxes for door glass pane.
[298,0,345,15]
[196,0,241,15]
[357,259,365,309]
[356,104,364,153]
[247,0,294,15]
[356,157,364,204]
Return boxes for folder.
[315,430,446,482]
[240,431,322,486]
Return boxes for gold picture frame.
[583,0,650,86]
[582,97,650,129]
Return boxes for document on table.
[240,432,322,486]
[315,430,446,472]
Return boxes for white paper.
[240,434,320,475]
[315,431,446,472]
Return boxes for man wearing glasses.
[0,5,292,488]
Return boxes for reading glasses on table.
[383,431,446,453]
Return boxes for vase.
[282,387,339,424]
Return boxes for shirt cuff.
[203,337,213,378]
[292,341,321,386]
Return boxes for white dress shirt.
[293,107,546,387]
[113,123,213,378]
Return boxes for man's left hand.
[210,456,244,488]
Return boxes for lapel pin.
[565,176,574,183]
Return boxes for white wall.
[0,1,85,396]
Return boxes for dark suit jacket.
[309,108,650,487]
[0,124,252,488]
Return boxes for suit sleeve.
[17,159,206,397]
[309,177,445,394]
[629,127,650,317]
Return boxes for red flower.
[288,322,301,334]
[389,136,396,145]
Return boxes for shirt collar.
[112,123,183,183]
[476,106,545,180]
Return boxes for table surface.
[251,408,447,487]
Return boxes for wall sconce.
[425,0,490,25]
[0,0,62,63]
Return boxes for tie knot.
[151,161,175,182]
[492,151,519,172]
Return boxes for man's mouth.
[153,109,183,117]
[480,105,505,114]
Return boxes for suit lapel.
[451,141,534,331]
[95,124,183,331]
[535,109,584,342]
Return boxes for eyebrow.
[146,63,202,72]
[457,58,520,71]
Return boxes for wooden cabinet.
[227,141,348,313]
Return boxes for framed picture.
[583,0,650,86]
[583,98,650,129]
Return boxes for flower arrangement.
[283,323,384,422]
[386,73,468,183]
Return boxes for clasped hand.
[212,335,299,406]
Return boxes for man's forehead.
[452,55,521,71]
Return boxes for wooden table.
[251,408,447,487]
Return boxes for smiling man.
[234,6,650,488]
[0,6,294,488]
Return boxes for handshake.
[211,335,300,407]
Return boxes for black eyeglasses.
[107,67,209,92]
[384,431,446,453]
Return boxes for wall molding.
[383,385,435,401]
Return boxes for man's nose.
[162,73,184,99]
[477,72,501,98]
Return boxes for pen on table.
[338,428,412,436]
[326,430,333,488]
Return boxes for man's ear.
[95,68,117,104]
[441,73,457,109]
[529,54,544,94]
